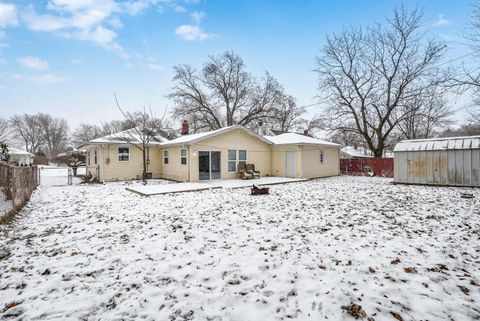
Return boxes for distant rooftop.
[85,127,180,146]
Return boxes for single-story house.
[80,124,341,182]
[7,147,34,166]
[394,135,480,187]
[340,146,373,159]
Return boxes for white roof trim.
[264,132,341,148]
[160,125,273,147]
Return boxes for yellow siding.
[188,129,272,182]
[301,147,340,178]
[84,129,340,182]
[271,145,339,179]
[160,147,189,181]
[271,145,302,177]
[85,145,163,181]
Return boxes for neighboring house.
[340,146,373,159]
[394,135,480,187]
[81,124,341,182]
[341,146,393,159]
[7,147,34,166]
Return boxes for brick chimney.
[181,120,189,135]
[303,129,309,136]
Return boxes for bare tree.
[315,6,447,157]
[269,95,305,132]
[455,1,480,120]
[443,2,479,117]
[169,51,285,131]
[0,117,10,144]
[101,119,134,135]
[301,115,326,136]
[114,94,166,184]
[10,114,46,153]
[55,149,86,176]
[396,86,453,140]
[330,129,365,147]
[38,113,69,158]
[72,123,103,147]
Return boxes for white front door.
[285,151,296,178]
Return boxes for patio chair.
[246,164,261,179]
[238,163,253,179]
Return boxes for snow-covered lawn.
[0,176,479,320]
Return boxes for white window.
[228,150,236,172]
[118,147,130,162]
[180,149,187,165]
[239,150,247,167]
[164,150,169,164]
[94,149,97,165]
[228,150,247,172]
[320,151,324,165]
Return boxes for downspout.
[187,145,191,182]
[300,145,304,178]
[338,148,341,175]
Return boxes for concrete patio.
[126,176,307,196]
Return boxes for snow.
[264,133,340,147]
[394,135,480,152]
[161,125,272,147]
[86,128,178,146]
[0,176,479,320]
[127,177,306,196]
[341,146,373,158]
[6,147,33,156]
[161,126,236,145]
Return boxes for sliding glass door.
[198,151,221,180]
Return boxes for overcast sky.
[0,0,476,129]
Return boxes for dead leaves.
[2,301,21,313]
[341,303,366,319]
[41,268,51,276]
[391,311,404,321]
[458,285,470,295]
[390,258,400,265]
[403,267,417,273]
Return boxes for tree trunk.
[374,150,383,158]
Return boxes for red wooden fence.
[340,158,394,178]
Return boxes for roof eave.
[273,142,341,148]
[160,125,273,147]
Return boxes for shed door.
[285,151,296,178]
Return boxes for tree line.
[1,4,480,159]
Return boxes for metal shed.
[393,135,480,187]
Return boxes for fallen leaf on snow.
[341,303,366,319]
[403,267,416,273]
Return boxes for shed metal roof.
[394,135,480,152]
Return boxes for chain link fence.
[0,162,38,223]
